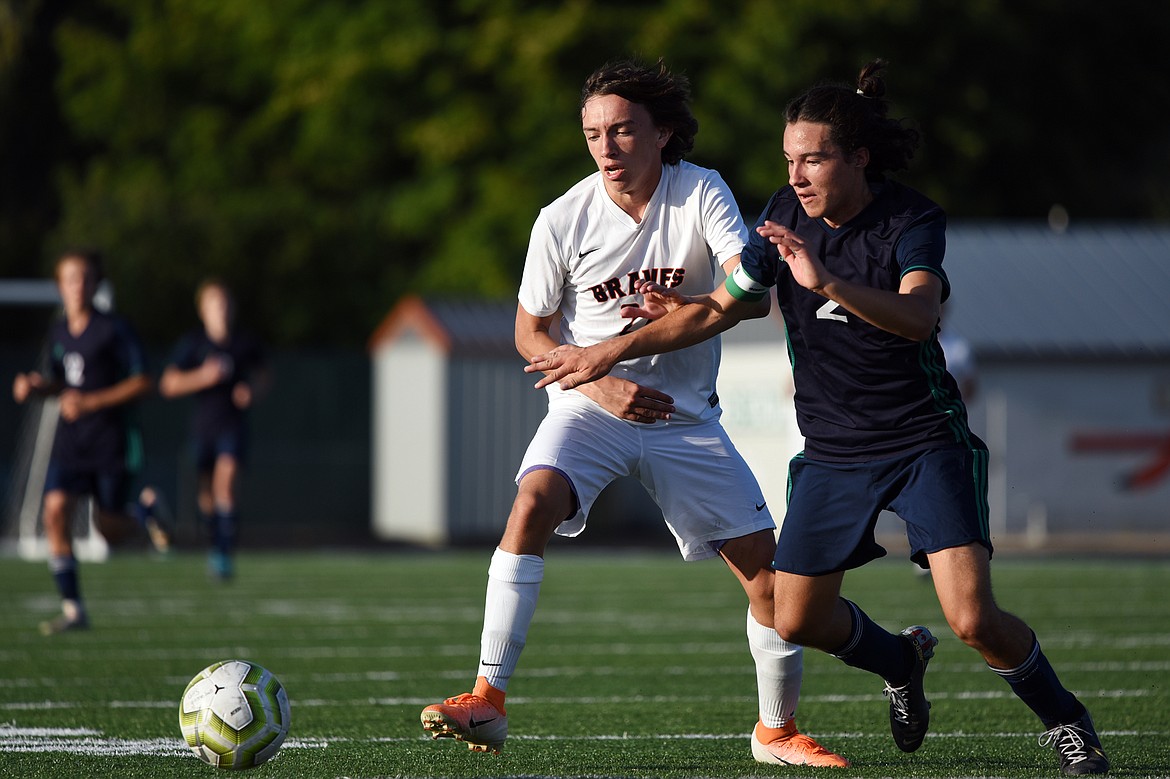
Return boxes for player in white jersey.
[521,160,735,425]
[420,59,847,768]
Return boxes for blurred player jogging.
[160,278,268,581]
[11,248,170,634]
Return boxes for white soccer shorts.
[516,392,775,561]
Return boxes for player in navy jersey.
[12,249,170,634]
[160,279,268,581]
[527,60,1109,776]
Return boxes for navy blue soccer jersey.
[168,328,266,439]
[47,311,147,470]
[736,179,973,462]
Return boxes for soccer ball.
[179,659,291,769]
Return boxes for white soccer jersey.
[518,161,748,423]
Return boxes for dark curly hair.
[783,59,920,177]
[581,58,698,165]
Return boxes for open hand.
[526,343,619,390]
[12,372,45,403]
[58,389,88,421]
[619,280,689,322]
[200,355,231,385]
[756,221,833,293]
[577,376,674,423]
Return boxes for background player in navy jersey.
[160,278,268,581]
[419,59,847,768]
[527,60,1109,776]
[12,249,170,634]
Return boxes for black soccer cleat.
[883,625,938,753]
[1039,710,1110,775]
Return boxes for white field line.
[309,659,1170,682]
[0,724,1156,759]
[5,635,1170,664]
[2,659,1169,692]
[0,687,1157,712]
[0,726,329,757]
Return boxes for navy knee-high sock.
[830,599,915,685]
[214,509,237,556]
[48,554,81,602]
[990,636,1083,728]
[132,499,150,530]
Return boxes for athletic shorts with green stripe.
[773,442,991,575]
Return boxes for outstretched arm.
[616,254,769,323]
[515,303,676,423]
[12,372,57,403]
[58,373,152,422]
[525,281,755,390]
[159,358,229,399]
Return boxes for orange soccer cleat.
[421,693,508,754]
[750,720,850,768]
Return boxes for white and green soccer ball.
[179,659,291,769]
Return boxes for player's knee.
[773,611,823,647]
[41,494,69,531]
[944,607,1000,650]
[509,489,556,521]
[513,471,574,518]
[504,492,566,543]
[742,578,775,611]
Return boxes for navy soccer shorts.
[774,444,992,575]
[194,427,248,473]
[43,461,130,513]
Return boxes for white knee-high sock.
[477,548,545,692]
[747,610,803,728]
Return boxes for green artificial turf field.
[1,549,1167,778]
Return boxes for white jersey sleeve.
[517,207,570,319]
[701,170,750,268]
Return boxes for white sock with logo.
[477,548,545,692]
[747,610,803,728]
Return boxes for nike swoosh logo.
[468,715,497,729]
[578,247,600,258]
[755,503,767,511]
[480,661,503,667]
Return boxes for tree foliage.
[2,0,1168,346]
